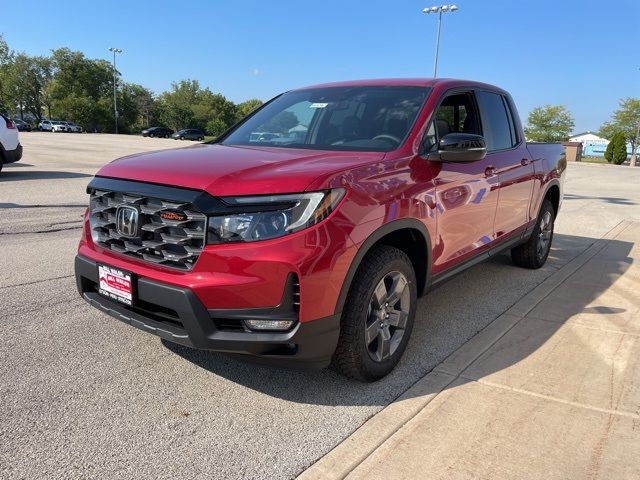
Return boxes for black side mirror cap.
[426,133,487,163]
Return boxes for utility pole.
[108,47,123,134]
[423,5,458,78]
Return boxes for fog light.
[244,319,295,331]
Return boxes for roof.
[570,131,596,137]
[293,78,507,94]
[569,132,608,141]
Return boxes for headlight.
[207,189,345,244]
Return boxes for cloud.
[253,68,260,76]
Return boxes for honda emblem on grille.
[116,206,139,238]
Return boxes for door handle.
[521,158,532,166]
[484,166,497,177]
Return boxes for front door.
[426,91,500,273]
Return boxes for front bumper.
[75,254,340,369]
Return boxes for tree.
[262,111,298,134]
[524,105,575,142]
[604,132,627,165]
[48,48,113,129]
[206,118,227,137]
[600,98,640,167]
[2,53,52,121]
[613,132,628,165]
[157,79,237,133]
[0,35,15,113]
[157,79,200,130]
[0,37,262,134]
[236,99,263,121]
[604,134,615,163]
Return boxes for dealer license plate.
[98,264,133,306]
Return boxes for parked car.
[67,122,83,133]
[38,119,54,131]
[0,113,23,174]
[75,78,566,381]
[13,119,32,132]
[51,121,69,133]
[172,129,205,141]
[142,127,173,138]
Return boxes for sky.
[2,0,639,133]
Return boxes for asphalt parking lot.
[2,132,640,480]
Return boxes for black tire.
[180,136,185,140]
[198,137,204,141]
[150,133,155,138]
[331,245,417,381]
[511,199,555,269]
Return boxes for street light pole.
[423,5,458,78]
[108,47,123,134]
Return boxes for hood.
[96,143,385,196]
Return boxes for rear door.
[475,90,534,240]
[428,91,500,272]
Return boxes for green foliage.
[524,105,575,142]
[156,80,238,133]
[206,118,227,137]
[604,132,628,165]
[600,98,640,157]
[262,111,298,134]
[0,37,261,133]
[612,132,628,165]
[3,53,52,121]
[604,134,615,163]
[236,99,263,121]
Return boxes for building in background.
[569,131,609,156]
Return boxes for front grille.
[89,189,206,270]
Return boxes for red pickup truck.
[75,78,566,381]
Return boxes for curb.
[297,220,632,480]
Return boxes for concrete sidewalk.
[300,221,640,480]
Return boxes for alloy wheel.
[537,210,553,259]
[365,271,410,362]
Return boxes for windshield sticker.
[309,102,329,109]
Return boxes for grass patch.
[580,156,608,164]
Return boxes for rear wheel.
[331,245,417,381]
[198,136,204,141]
[511,199,554,269]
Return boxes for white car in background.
[0,113,23,174]
[67,122,83,133]
[38,119,54,131]
[51,121,69,132]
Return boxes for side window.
[476,91,513,151]
[422,92,480,152]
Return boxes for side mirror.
[427,133,487,163]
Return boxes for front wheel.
[511,199,555,269]
[332,245,417,381]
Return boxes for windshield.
[221,86,430,152]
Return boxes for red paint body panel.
[99,143,385,196]
[78,78,565,332]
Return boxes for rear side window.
[476,91,513,151]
